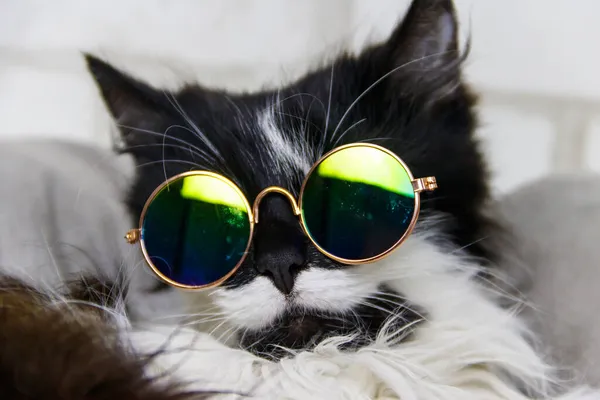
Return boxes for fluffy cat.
[87,0,494,354]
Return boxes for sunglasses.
[125,143,437,290]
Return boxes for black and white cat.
[89,0,491,350]
[79,0,595,398]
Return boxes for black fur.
[0,276,216,400]
[87,0,493,356]
[241,285,424,360]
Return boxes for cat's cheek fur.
[190,229,510,345]
[211,268,378,331]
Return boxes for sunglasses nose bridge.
[252,186,300,224]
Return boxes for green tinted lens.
[141,174,251,287]
[301,145,416,262]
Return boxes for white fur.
[128,325,600,399]
[213,268,378,331]
[213,276,286,330]
[124,233,600,399]
[258,108,313,174]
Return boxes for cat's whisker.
[270,91,326,113]
[245,334,270,354]
[163,92,223,162]
[135,159,205,170]
[450,236,490,255]
[181,316,229,327]
[364,295,428,322]
[473,273,534,309]
[117,124,209,159]
[355,137,399,144]
[238,327,250,348]
[151,310,226,322]
[217,325,240,345]
[39,230,64,284]
[50,299,124,323]
[275,111,323,137]
[362,295,407,310]
[163,124,216,159]
[346,268,431,282]
[322,63,335,152]
[357,300,401,317]
[162,123,213,180]
[332,118,367,147]
[224,96,256,142]
[208,314,237,338]
[330,50,455,143]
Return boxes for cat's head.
[88,0,492,357]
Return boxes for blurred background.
[0,0,598,195]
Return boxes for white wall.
[0,0,598,194]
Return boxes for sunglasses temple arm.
[412,177,438,193]
[125,229,141,244]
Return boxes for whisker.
[163,92,223,161]
[181,316,230,327]
[119,142,208,162]
[330,50,456,143]
[135,159,205,170]
[224,96,255,142]
[332,118,366,147]
[217,325,240,345]
[323,63,335,151]
[150,310,226,321]
[357,300,396,316]
[450,236,490,254]
[270,92,326,113]
[117,124,211,161]
[275,111,323,136]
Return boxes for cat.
[81,0,594,397]
[87,0,494,352]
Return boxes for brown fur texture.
[0,276,212,400]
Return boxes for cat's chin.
[238,289,424,360]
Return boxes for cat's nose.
[255,250,305,295]
[252,194,307,295]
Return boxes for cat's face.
[88,0,492,357]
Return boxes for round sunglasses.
[125,143,437,290]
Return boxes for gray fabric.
[496,173,600,387]
[0,139,188,320]
[0,139,133,282]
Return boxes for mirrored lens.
[141,174,251,287]
[301,145,416,262]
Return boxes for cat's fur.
[0,275,214,400]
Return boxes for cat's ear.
[85,55,168,139]
[376,0,463,91]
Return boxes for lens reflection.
[141,174,251,287]
[301,146,416,261]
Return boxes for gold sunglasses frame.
[125,143,437,290]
